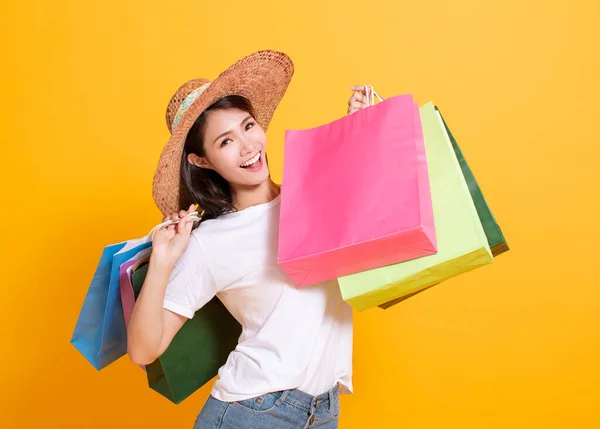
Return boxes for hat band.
[171,82,212,131]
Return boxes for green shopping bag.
[131,263,241,404]
[437,107,509,256]
[339,103,494,311]
[378,106,509,309]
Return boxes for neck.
[231,179,280,211]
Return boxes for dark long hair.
[180,95,256,226]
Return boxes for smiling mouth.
[240,152,261,169]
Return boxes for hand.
[150,204,197,268]
[347,85,371,115]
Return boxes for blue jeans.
[194,383,340,429]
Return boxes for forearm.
[126,257,173,364]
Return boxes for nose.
[240,134,258,157]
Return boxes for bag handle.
[145,210,203,242]
[364,85,384,106]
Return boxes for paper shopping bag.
[279,94,436,287]
[131,263,241,404]
[377,107,510,309]
[436,107,509,256]
[339,103,493,311]
[120,247,152,328]
[71,239,153,370]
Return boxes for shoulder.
[190,217,228,242]
[188,218,231,255]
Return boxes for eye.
[220,138,232,148]
[245,122,255,131]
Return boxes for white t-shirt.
[162,193,354,402]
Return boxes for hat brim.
[152,50,294,217]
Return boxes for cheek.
[209,148,241,175]
[256,129,267,145]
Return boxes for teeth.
[241,152,260,167]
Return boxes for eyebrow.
[212,115,254,145]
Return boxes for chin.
[246,171,271,186]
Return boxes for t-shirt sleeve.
[163,233,217,319]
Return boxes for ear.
[188,152,213,170]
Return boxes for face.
[189,108,269,187]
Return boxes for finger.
[177,216,191,236]
[349,91,367,103]
[354,92,368,104]
[179,210,187,218]
[348,101,368,114]
[350,100,368,110]
[184,216,195,235]
[347,92,360,105]
[165,214,177,228]
[174,216,183,234]
[350,85,367,93]
[349,104,364,113]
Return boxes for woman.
[127,50,371,429]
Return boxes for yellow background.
[1,0,599,427]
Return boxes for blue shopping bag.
[71,239,153,370]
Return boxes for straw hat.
[152,50,294,217]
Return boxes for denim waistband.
[273,383,339,414]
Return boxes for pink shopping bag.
[278,94,437,287]
[119,250,151,370]
[119,260,137,328]
[119,250,151,328]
